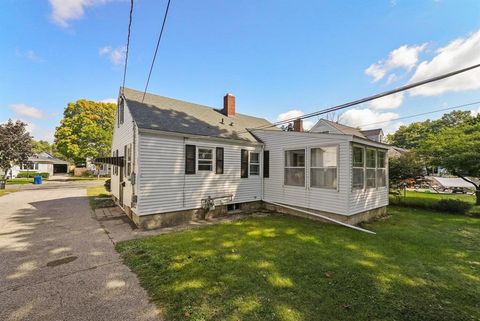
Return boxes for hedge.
[390,196,472,215]
[16,171,50,179]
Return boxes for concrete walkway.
[0,188,160,321]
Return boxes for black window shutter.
[263,150,270,178]
[185,145,196,174]
[216,147,224,174]
[240,149,249,178]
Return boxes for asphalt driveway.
[0,187,160,321]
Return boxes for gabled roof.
[29,152,69,164]
[360,128,384,137]
[122,87,272,143]
[310,119,367,138]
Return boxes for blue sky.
[1,0,480,142]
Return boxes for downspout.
[261,144,265,202]
[266,201,376,235]
[182,137,187,208]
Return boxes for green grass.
[67,177,108,181]
[395,190,476,204]
[86,185,114,210]
[116,208,480,321]
[0,189,17,197]
[390,190,479,215]
[6,178,34,185]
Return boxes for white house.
[9,152,69,178]
[103,87,389,229]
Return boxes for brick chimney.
[223,93,235,117]
[293,118,304,132]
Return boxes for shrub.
[81,170,96,177]
[436,199,472,215]
[390,196,472,215]
[17,171,49,179]
[104,179,111,192]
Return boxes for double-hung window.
[284,149,305,186]
[250,152,260,175]
[198,148,213,171]
[366,148,377,188]
[310,146,337,189]
[377,150,387,187]
[352,146,365,189]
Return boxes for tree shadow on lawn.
[116,209,480,321]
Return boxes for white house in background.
[103,87,389,229]
[9,152,69,178]
[310,119,385,142]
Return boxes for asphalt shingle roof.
[122,87,272,143]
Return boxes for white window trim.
[352,145,365,190]
[308,145,339,191]
[352,144,388,190]
[197,146,214,172]
[249,152,260,176]
[366,147,377,189]
[283,148,306,187]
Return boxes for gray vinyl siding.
[253,130,351,215]
[137,132,262,216]
[111,100,136,213]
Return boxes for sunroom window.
[284,149,305,186]
[310,146,337,189]
[198,148,213,171]
[352,146,364,189]
[377,150,387,187]
[366,148,377,188]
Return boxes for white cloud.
[96,98,117,104]
[365,44,427,82]
[369,92,404,110]
[16,49,44,62]
[339,108,399,131]
[99,46,126,65]
[49,0,109,27]
[276,109,314,130]
[10,104,45,119]
[386,73,398,85]
[471,107,480,117]
[409,30,480,96]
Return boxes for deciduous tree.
[0,120,33,179]
[419,116,480,204]
[54,100,116,164]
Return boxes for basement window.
[227,203,241,212]
[198,148,213,171]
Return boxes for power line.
[121,0,134,95]
[142,0,172,102]
[249,63,480,131]
[359,100,480,128]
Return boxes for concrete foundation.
[130,201,263,230]
[264,202,387,225]
[113,193,386,230]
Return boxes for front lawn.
[117,208,480,321]
[6,178,34,185]
[86,185,114,210]
[0,189,17,197]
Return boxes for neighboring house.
[310,119,384,142]
[101,87,389,229]
[9,152,69,178]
